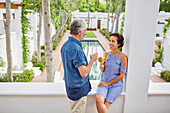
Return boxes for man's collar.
[69,36,82,47]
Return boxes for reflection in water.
[82,41,105,80]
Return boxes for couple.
[61,19,128,113]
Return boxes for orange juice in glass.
[101,57,105,63]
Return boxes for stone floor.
[31,29,166,83]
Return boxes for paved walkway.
[92,29,110,51]
[31,29,166,83]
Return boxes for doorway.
[97,20,101,29]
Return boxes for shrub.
[0,69,34,82]
[155,47,164,63]
[105,32,110,40]
[0,57,5,67]
[41,45,45,50]
[0,74,8,82]
[102,28,107,31]
[87,28,96,30]
[13,69,34,82]
[99,29,105,35]
[160,70,170,82]
[31,55,37,64]
[156,33,160,37]
[53,41,58,50]
[31,51,45,72]
[99,29,110,40]
[66,25,69,30]
[33,62,45,72]
[63,27,67,33]
[41,51,45,56]
[41,55,45,64]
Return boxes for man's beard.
[80,33,84,40]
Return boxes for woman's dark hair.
[110,33,124,48]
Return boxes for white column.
[14,7,23,69]
[123,0,160,113]
[15,7,22,40]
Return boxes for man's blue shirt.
[61,36,91,101]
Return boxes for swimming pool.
[81,40,105,80]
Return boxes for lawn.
[84,32,97,38]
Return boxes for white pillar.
[14,7,23,69]
[123,0,160,113]
[15,7,22,40]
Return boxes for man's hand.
[90,53,98,61]
[98,82,109,87]
[98,57,102,62]
[78,53,98,78]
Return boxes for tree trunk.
[111,11,115,33]
[53,12,71,42]
[59,13,66,37]
[111,0,117,33]
[87,0,90,28]
[107,0,111,32]
[115,12,120,33]
[43,0,54,82]
[37,1,43,63]
[115,0,120,33]
[59,13,71,37]
[5,0,13,82]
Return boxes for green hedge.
[99,28,110,40]
[0,69,34,82]
[87,28,96,30]
[41,45,45,50]
[33,62,45,72]
[161,70,170,82]
[0,74,8,82]
[31,52,45,72]
[53,36,62,50]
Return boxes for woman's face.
[109,36,119,50]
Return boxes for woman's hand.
[98,57,105,63]
[98,82,109,87]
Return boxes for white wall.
[72,11,124,33]
[72,11,170,35]
[0,81,170,113]
[0,0,22,3]
[0,9,18,34]
[156,12,170,37]
[0,32,23,71]
[162,25,170,70]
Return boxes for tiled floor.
[31,29,166,83]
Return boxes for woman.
[96,33,128,113]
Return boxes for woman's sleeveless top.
[101,52,127,87]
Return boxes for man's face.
[80,27,87,40]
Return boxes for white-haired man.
[61,19,98,113]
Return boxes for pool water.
[81,40,105,80]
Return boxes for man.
[61,19,98,113]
